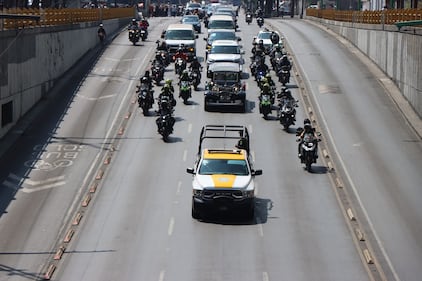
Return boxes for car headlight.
[207,58,215,63]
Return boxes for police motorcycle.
[278,92,298,130]
[246,13,252,24]
[156,40,170,66]
[189,67,202,91]
[140,27,147,41]
[296,122,321,172]
[179,71,192,104]
[151,54,165,85]
[137,79,154,116]
[156,112,175,142]
[259,92,272,119]
[128,20,140,45]
[257,17,264,28]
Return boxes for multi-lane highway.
[0,12,421,281]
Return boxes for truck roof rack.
[198,125,250,155]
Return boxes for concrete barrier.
[307,18,422,118]
[0,18,130,138]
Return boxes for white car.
[206,40,244,69]
[253,30,280,51]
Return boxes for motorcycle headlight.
[188,47,194,52]
[307,143,314,147]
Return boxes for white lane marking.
[104,57,140,62]
[256,216,264,237]
[188,123,192,134]
[58,45,158,239]
[177,181,182,194]
[251,150,255,162]
[76,94,116,101]
[255,183,258,196]
[183,150,187,162]
[168,217,175,236]
[158,270,165,281]
[248,124,253,134]
[263,271,269,281]
[22,182,66,193]
[9,174,65,186]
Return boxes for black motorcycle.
[140,28,147,41]
[297,132,321,172]
[128,29,140,45]
[152,61,164,85]
[137,85,154,116]
[190,68,201,90]
[257,17,264,28]
[179,80,192,104]
[175,58,187,76]
[278,66,291,85]
[278,97,297,130]
[157,94,176,116]
[156,113,175,142]
[246,13,252,24]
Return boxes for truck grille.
[203,189,243,199]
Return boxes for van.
[162,23,198,61]
[207,15,237,33]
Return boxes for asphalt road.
[0,12,420,281]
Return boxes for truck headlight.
[244,190,254,198]
[193,189,202,197]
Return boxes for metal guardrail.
[306,8,422,25]
[0,7,134,29]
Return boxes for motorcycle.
[257,17,264,28]
[278,98,297,130]
[259,93,272,119]
[98,31,105,43]
[157,94,176,116]
[297,132,321,172]
[174,58,187,76]
[246,14,252,24]
[140,28,148,41]
[152,62,164,85]
[137,85,154,116]
[128,29,140,45]
[255,68,266,82]
[278,66,290,85]
[179,80,192,104]
[190,68,201,90]
[156,113,175,142]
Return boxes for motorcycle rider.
[270,31,280,45]
[297,118,318,158]
[139,70,153,90]
[97,23,106,41]
[280,55,292,71]
[252,39,266,58]
[179,70,192,84]
[156,40,168,51]
[139,18,149,37]
[164,79,175,93]
[189,56,202,72]
[129,18,139,31]
[174,46,188,61]
[159,84,176,111]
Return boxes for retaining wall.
[308,18,422,118]
[0,18,130,138]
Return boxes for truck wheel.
[192,203,201,219]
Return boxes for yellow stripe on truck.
[211,174,236,188]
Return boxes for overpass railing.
[306,8,422,26]
[0,7,134,30]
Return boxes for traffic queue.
[130,2,320,172]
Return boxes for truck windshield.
[165,30,194,40]
[199,159,248,175]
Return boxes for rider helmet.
[141,77,148,83]
[144,70,150,77]
[265,73,271,79]
[99,23,103,27]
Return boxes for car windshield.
[213,72,239,83]
[188,3,201,9]
[199,159,248,175]
[208,20,235,29]
[211,45,239,54]
[165,30,194,40]
[258,32,272,39]
[182,17,199,23]
[209,32,236,42]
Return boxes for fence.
[1,7,134,29]
[306,8,422,25]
